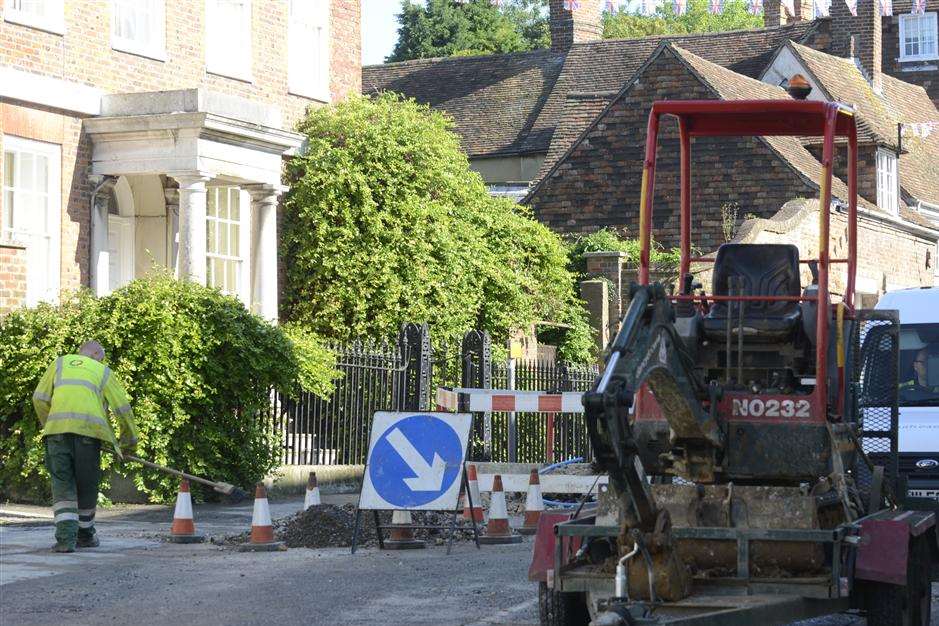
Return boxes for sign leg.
[351,508,362,554]
[463,465,481,549]
[373,510,385,550]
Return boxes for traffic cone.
[168,479,205,544]
[479,474,522,545]
[303,471,321,510]
[238,483,286,552]
[383,510,426,550]
[463,464,484,523]
[518,469,544,536]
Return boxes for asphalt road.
[1,498,937,626]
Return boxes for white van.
[876,287,939,498]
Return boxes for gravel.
[214,504,478,549]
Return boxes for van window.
[898,323,939,406]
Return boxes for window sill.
[207,68,254,84]
[4,14,65,35]
[111,44,167,63]
[287,87,331,103]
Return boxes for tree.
[280,94,593,361]
[603,0,763,38]
[388,0,550,62]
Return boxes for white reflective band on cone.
[252,497,272,527]
[304,487,321,509]
[174,491,193,519]
[489,491,508,519]
[526,484,544,511]
[391,510,412,524]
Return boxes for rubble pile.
[218,504,477,549]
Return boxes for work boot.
[76,535,99,548]
[52,542,75,553]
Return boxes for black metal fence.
[259,323,597,466]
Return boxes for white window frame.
[899,13,939,62]
[876,148,900,215]
[288,0,330,101]
[205,0,253,82]
[110,0,166,61]
[2,135,61,306]
[3,0,65,35]
[206,186,249,304]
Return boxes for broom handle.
[125,455,223,490]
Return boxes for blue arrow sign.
[366,413,466,508]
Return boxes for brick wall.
[807,142,879,207]
[0,242,27,314]
[0,0,361,304]
[527,51,819,251]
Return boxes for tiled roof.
[785,41,939,210]
[362,49,565,158]
[362,20,822,159]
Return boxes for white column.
[169,172,212,285]
[89,175,116,297]
[246,184,283,322]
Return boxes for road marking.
[465,597,538,625]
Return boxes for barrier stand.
[352,464,481,556]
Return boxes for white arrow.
[386,428,447,492]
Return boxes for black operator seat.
[702,243,802,343]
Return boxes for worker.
[32,340,138,553]
[900,346,939,397]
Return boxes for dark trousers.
[44,433,102,546]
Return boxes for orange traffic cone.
[479,474,522,545]
[303,471,321,510]
[168,479,205,543]
[238,483,286,552]
[383,510,426,550]
[518,469,544,535]
[463,464,484,523]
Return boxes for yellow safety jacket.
[32,354,138,456]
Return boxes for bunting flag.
[846,0,857,16]
[606,0,616,11]
[813,0,830,16]
[709,0,723,14]
[748,0,763,14]
[563,0,581,10]
[913,0,926,13]
[781,0,795,14]
[903,121,937,138]
[673,0,688,15]
[880,0,892,15]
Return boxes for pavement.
[1,497,937,626]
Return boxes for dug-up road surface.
[2,496,938,626]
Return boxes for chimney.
[856,0,883,92]
[763,0,813,27]
[549,0,602,52]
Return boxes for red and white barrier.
[436,388,584,413]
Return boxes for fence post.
[462,330,492,459]
[507,356,517,463]
[400,322,431,411]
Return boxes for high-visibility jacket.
[32,354,138,456]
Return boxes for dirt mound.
[216,504,478,549]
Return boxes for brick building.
[365,0,938,302]
[0,0,361,317]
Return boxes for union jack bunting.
[845,0,857,16]
[673,0,688,15]
[880,0,892,15]
[709,0,723,13]
[563,0,581,10]
[748,0,763,14]
[913,0,926,14]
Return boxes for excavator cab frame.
[638,99,858,424]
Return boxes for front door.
[107,215,134,292]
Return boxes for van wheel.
[865,536,931,626]
[539,582,590,626]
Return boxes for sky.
[361,0,413,66]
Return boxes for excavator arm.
[583,284,724,531]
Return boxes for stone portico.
[83,89,301,320]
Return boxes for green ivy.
[281,93,594,363]
[567,227,682,280]
[0,274,335,503]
